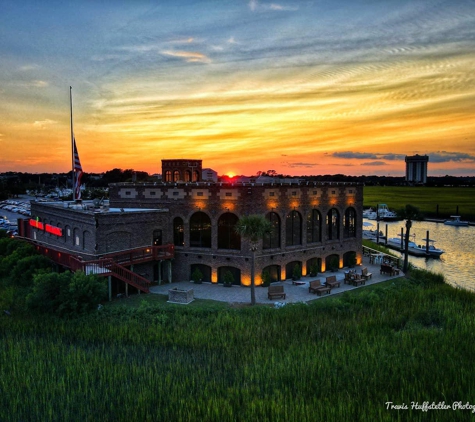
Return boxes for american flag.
[73,137,83,199]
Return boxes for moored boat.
[363,229,386,242]
[386,236,444,258]
[444,215,469,227]
[376,204,400,221]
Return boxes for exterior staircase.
[25,242,174,294]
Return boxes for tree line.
[1,169,474,200]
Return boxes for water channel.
[366,219,475,291]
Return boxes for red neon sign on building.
[29,219,44,230]
[29,219,62,236]
[45,224,63,237]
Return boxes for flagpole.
[70,86,75,201]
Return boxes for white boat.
[386,236,444,257]
[362,208,375,219]
[376,204,400,221]
[444,215,469,227]
[363,229,386,242]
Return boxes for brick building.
[25,161,363,288]
[108,178,363,286]
[27,202,173,285]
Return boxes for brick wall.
[109,181,363,285]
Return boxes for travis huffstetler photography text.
[386,401,475,413]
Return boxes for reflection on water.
[365,220,475,292]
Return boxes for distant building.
[202,168,218,182]
[405,154,429,184]
[162,159,202,182]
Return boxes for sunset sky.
[1,0,475,177]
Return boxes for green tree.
[0,241,37,277]
[26,271,106,317]
[8,255,52,288]
[398,204,422,272]
[26,272,67,314]
[58,272,107,316]
[235,215,272,305]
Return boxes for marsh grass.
[364,186,475,220]
[2,270,475,421]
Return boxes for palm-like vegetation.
[235,215,272,305]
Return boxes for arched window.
[343,207,356,238]
[173,217,184,246]
[173,170,180,182]
[218,213,240,250]
[165,171,172,182]
[153,229,162,246]
[286,210,302,246]
[326,208,340,240]
[263,212,280,249]
[307,209,321,243]
[64,225,70,243]
[73,228,80,247]
[193,170,200,182]
[184,170,192,182]
[82,230,91,250]
[189,212,211,248]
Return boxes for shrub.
[292,263,301,280]
[8,255,53,288]
[26,271,107,317]
[223,270,234,286]
[261,269,271,286]
[192,268,203,284]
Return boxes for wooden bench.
[325,275,341,289]
[268,285,286,300]
[380,264,396,276]
[361,267,372,280]
[309,280,331,296]
[351,276,366,287]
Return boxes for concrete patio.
[149,257,404,305]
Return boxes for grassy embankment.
[2,269,475,422]
[364,186,475,221]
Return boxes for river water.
[366,219,475,291]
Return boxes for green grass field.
[2,270,475,421]
[364,186,475,220]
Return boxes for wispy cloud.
[283,161,317,168]
[332,152,406,161]
[161,50,211,63]
[170,37,195,44]
[249,1,298,12]
[33,119,57,129]
[269,3,298,11]
[15,80,49,88]
[19,64,39,71]
[362,161,387,166]
[332,152,379,159]
[31,80,48,87]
